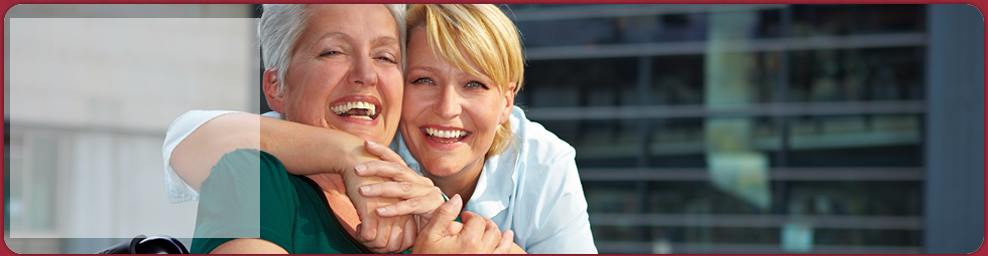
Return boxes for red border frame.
[0,1,984,256]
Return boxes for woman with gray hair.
[182,4,513,254]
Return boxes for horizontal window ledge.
[596,241,921,254]
[525,100,926,120]
[8,122,165,138]
[575,130,920,157]
[589,213,923,230]
[580,167,924,181]
[524,33,926,60]
[510,4,787,22]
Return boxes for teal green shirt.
[190,149,368,254]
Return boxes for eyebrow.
[318,32,399,46]
[300,32,349,53]
[315,32,350,45]
[406,66,440,75]
[371,36,400,48]
[406,65,493,83]
[303,32,399,53]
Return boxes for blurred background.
[5,4,260,253]
[4,4,983,254]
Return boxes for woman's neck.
[305,173,360,237]
[424,159,484,204]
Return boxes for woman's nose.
[432,85,461,119]
[347,57,377,87]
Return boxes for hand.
[412,195,514,254]
[346,180,416,253]
[341,141,417,253]
[355,141,445,219]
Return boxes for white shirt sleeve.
[161,110,246,203]
[521,148,598,254]
[496,108,597,253]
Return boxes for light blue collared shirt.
[162,107,597,253]
[394,108,597,254]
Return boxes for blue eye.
[413,78,434,84]
[466,81,488,89]
[319,50,341,57]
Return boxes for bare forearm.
[257,116,378,175]
[171,113,261,192]
[170,112,382,191]
[210,238,288,254]
[256,116,393,194]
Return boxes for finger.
[357,181,444,202]
[384,219,404,253]
[493,230,514,254]
[359,181,429,198]
[373,217,392,250]
[421,194,463,237]
[357,218,377,244]
[446,219,464,235]
[481,216,503,249]
[365,140,407,165]
[354,161,425,184]
[376,194,444,217]
[460,211,485,241]
[400,217,417,252]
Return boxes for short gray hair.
[258,4,407,96]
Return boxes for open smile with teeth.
[424,127,469,143]
[330,101,379,120]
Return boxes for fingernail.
[376,207,388,214]
[359,186,371,194]
[355,163,366,173]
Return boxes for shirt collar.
[394,132,516,218]
[467,149,516,218]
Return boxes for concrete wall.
[5,4,259,253]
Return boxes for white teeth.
[331,101,377,118]
[425,128,465,139]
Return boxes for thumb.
[420,194,462,236]
[365,140,407,165]
[493,229,514,254]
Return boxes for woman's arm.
[209,238,288,254]
[168,111,414,253]
[169,112,377,191]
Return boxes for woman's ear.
[499,82,517,124]
[262,69,286,114]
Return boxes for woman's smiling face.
[399,27,514,178]
[266,4,403,145]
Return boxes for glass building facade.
[504,4,980,254]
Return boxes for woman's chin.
[422,163,464,178]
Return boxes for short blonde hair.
[407,4,525,158]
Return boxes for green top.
[190,149,368,254]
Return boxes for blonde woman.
[374,4,596,253]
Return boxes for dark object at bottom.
[96,234,189,254]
